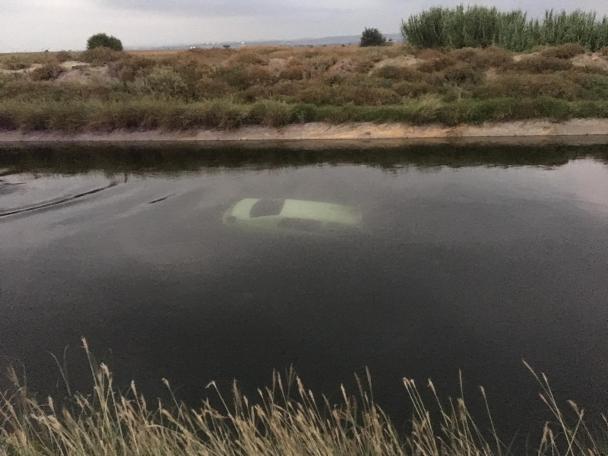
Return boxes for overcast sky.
[2,0,608,52]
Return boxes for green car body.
[223,198,362,235]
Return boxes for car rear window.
[250,199,285,217]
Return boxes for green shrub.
[249,100,292,126]
[108,56,155,82]
[214,65,274,89]
[360,28,386,47]
[30,63,64,81]
[296,85,336,105]
[569,72,608,98]
[87,33,123,51]
[136,66,189,98]
[339,85,401,105]
[291,103,318,122]
[202,100,248,128]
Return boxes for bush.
[1,57,29,71]
[541,43,586,59]
[135,66,189,98]
[195,78,231,99]
[87,33,123,51]
[214,65,274,90]
[248,100,292,126]
[338,85,401,105]
[55,51,74,63]
[393,81,434,97]
[230,52,268,66]
[417,55,458,72]
[279,66,305,80]
[238,85,272,103]
[450,47,512,68]
[476,73,581,100]
[442,63,484,85]
[30,63,64,81]
[373,65,420,80]
[360,28,386,47]
[108,56,155,82]
[81,47,123,65]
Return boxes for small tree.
[87,33,123,51]
[360,28,386,47]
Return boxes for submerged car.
[223,198,362,235]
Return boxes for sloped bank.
[1,119,608,147]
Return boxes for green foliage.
[135,66,189,98]
[402,6,608,51]
[360,28,387,47]
[87,33,123,51]
[249,100,293,126]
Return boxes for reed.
[0,339,606,455]
[402,6,608,51]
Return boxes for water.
[1,144,608,436]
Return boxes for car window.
[250,199,285,218]
[278,218,322,232]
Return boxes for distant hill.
[128,33,403,51]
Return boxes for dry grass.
[1,44,608,130]
[0,340,606,456]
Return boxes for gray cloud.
[97,0,352,17]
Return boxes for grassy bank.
[2,97,608,131]
[0,342,604,455]
[2,43,608,132]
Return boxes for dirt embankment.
[1,119,608,147]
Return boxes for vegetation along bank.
[2,8,608,136]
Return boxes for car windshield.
[250,199,285,218]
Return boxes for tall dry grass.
[0,339,606,455]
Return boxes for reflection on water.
[1,144,608,438]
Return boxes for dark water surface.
[1,144,608,436]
